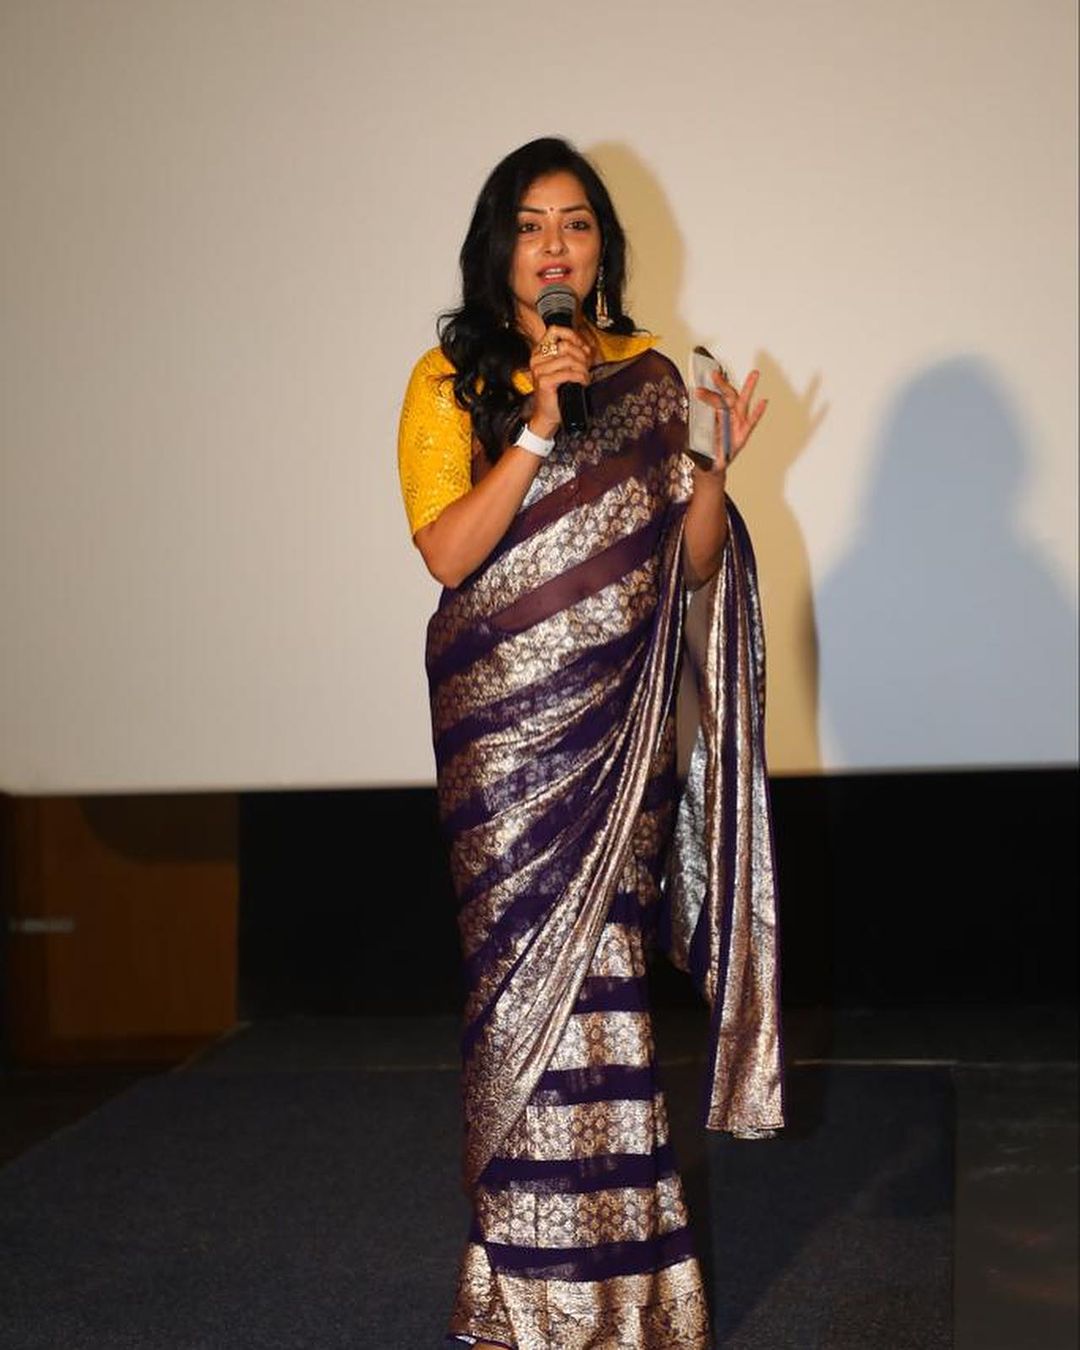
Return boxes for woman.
[397,137,783,1350]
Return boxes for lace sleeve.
[397,347,473,537]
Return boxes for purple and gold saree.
[425,347,783,1349]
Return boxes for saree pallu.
[426,350,784,1349]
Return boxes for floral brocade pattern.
[427,350,712,1348]
[414,343,784,1348]
[547,1010,656,1073]
[474,1174,688,1249]
[427,468,674,663]
[447,903,712,1346]
[497,1094,671,1162]
[431,558,661,742]
[450,1247,711,1350]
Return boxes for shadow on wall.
[818,357,1079,768]
[588,140,827,773]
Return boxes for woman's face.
[510,171,601,340]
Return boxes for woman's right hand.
[527,324,594,438]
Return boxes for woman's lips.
[538,266,571,280]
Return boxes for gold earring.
[595,264,612,329]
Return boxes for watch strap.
[512,420,556,458]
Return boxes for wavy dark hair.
[438,137,638,463]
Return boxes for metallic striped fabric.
[425,349,783,1349]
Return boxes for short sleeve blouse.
[396,329,658,537]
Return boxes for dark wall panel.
[237,769,1078,1017]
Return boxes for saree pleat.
[427,351,782,1349]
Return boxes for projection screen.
[1,0,1076,792]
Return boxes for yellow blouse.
[396,327,657,537]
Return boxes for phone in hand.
[687,345,732,467]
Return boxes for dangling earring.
[594,264,612,329]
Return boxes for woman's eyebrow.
[517,203,594,215]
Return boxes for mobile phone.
[687,345,732,466]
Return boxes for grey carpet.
[0,1018,952,1349]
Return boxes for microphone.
[536,282,590,434]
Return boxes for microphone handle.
[557,380,590,434]
[543,310,590,434]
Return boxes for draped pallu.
[422,347,784,1348]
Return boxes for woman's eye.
[516,220,539,233]
[566,219,592,231]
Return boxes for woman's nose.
[542,225,567,253]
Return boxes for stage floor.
[2,1004,1076,1349]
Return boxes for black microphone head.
[537,282,577,329]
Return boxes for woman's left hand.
[694,367,768,472]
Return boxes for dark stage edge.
[1,1006,1076,1350]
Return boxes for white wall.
[2,0,1076,791]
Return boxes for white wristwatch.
[509,418,556,458]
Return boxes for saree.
[423,347,784,1349]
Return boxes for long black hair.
[438,137,637,463]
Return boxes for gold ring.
[538,336,559,358]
